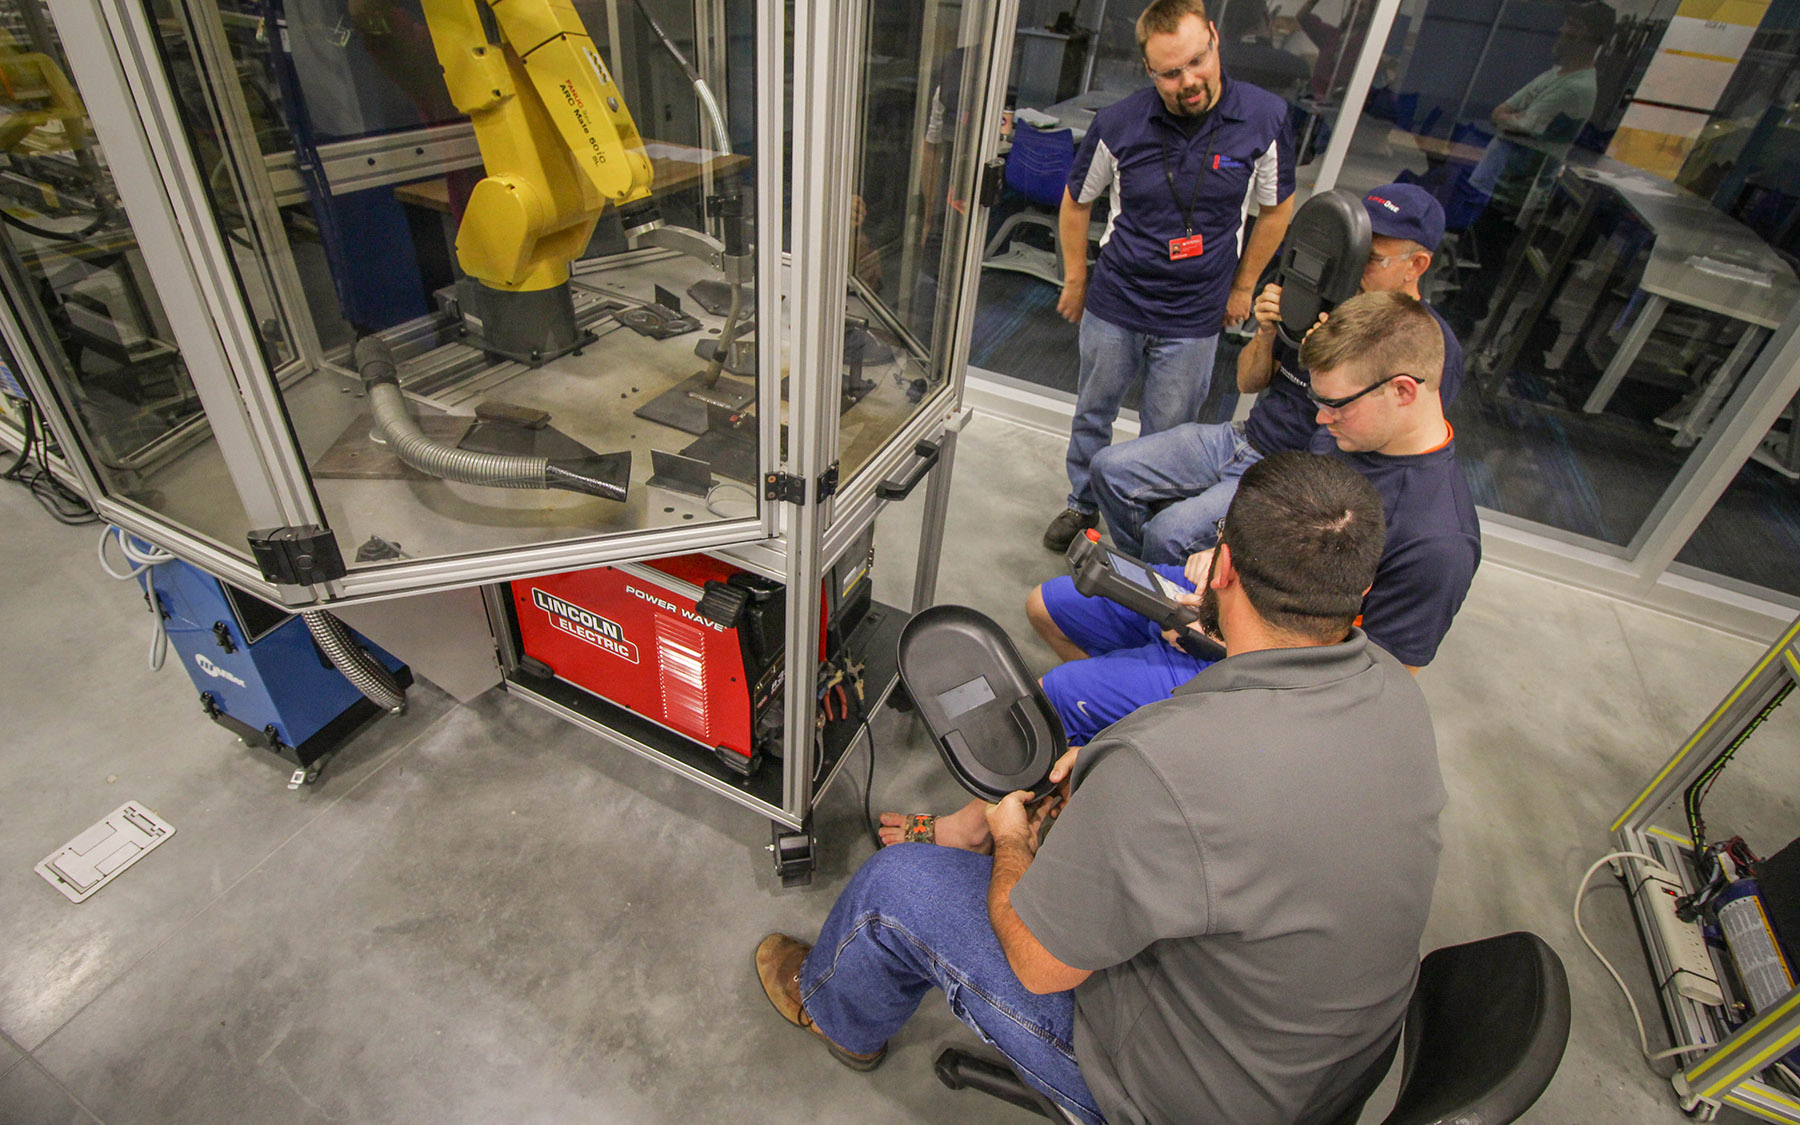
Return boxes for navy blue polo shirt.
[1069,80,1294,338]
[1333,434,1480,668]
[1250,302,1465,455]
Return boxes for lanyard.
[1159,109,1221,239]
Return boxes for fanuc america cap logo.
[531,588,640,664]
[193,653,246,687]
[1367,194,1401,214]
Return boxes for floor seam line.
[1610,601,1666,739]
[10,1052,107,1123]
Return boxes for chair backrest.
[1383,931,1571,1125]
[1006,126,1076,208]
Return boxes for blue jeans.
[1091,420,1263,563]
[1065,313,1219,513]
[800,845,1105,1124]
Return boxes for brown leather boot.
[754,933,887,1071]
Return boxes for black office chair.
[1342,931,1572,1125]
[935,931,1571,1125]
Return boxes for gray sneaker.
[1043,507,1099,552]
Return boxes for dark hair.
[1298,289,1445,391]
[1221,451,1386,641]
[1137,0,1209,54]
[1566,2,1615,43]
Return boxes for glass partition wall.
[967,0,1382,419]
[969,0,1800,632]
[1330,0,1800,615]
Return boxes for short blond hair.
[1299,290,1444,391]
[1137,0,1210,54]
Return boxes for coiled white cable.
[1575,850,1716,1061]
[98,526,174,671]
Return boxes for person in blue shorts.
[1087,181,1465,565]
[1032,289,1479,746]
[876,291,1475,845]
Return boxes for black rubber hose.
[301,610,405,713]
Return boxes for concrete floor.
[3,411,1795,1124]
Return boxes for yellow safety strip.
[1691,990,1800,1091]
[1661,48,1743,63]
[1613,620,1800,831]
[1724,1085,1800,1116]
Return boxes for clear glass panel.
[964,1,1328,420]
[1327,0,1798,550]
[838,0,999,484]
[142,0,297,371]
[0,0,253,545]
[1673,425,1800,600]
[147,0,767,567]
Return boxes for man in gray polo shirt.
[754,452,1447,1124]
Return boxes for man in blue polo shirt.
[1044,0,1296,553]
[1090,181,1464,563]
[1029,290,1478,745]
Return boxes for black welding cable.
[861,714,880,851]
[3,397,36,479]
[627,0,733,169]
[1,206,108,243]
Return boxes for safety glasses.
[1306,372,1414,411]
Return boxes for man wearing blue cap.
[1086,180,1461,564]
[1024,289,1477,751]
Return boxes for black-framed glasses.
[1307,372,1413,411]
[1212,516,1227,544]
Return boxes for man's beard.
[1175,79,1214,115]
[1196,548,1223,643]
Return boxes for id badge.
[1168,233,1204,261]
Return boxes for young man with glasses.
[1043,0,1296,553]
[876,292,1473,852]
[760,452,1446,1125]
[1024,289,1477,748]
[1089,181,1462,565]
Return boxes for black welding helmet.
[897,605,1064,802]
[1276,188,1372,349]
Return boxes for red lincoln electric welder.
[507,537,872,777]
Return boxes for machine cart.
[1613,615,1800,1121]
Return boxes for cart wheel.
[771,824,815,888]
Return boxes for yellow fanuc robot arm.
[420,0,655,294]
[0,30,90,155]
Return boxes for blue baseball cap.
[1362,183,1445,252]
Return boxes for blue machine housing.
[144,557,410,767]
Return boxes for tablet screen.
[1107,550,1157,592]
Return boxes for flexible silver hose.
[355,336,629,501]
[302,610,406,713]
[357,336,549,488]
[366,381,550,489]
[693,78,731,165]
